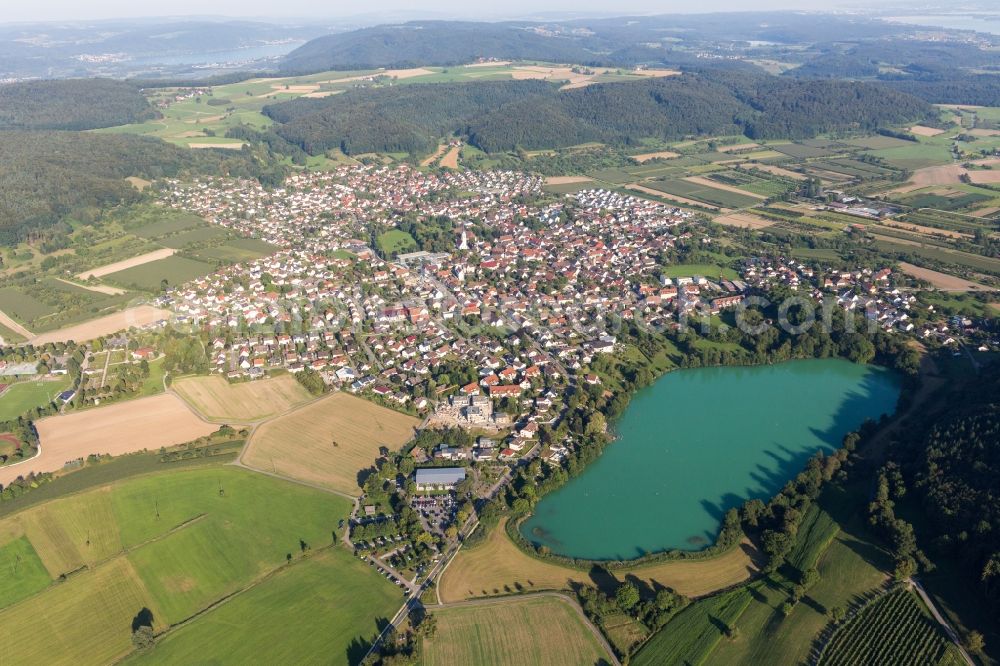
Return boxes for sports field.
[439,519,758,603]
[0,467,382,664]
[660,263,740,280]
[0,376,73,421]
[423,595,612,666]
[0,393,216,487]
[376,229,418,256]
[243,392,418,495]
[172,374,312,422]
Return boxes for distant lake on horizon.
[520,359,901,560]
[886,14,1000,36]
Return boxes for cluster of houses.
[156,165,993,475]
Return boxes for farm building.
[415,467,466,490]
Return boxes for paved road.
[911,579,975,666]
[368,548,419,595]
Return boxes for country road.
[911,579,975,666]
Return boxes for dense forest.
[0,79,157,130]
[881,74,1000,107]
[263,70,931,155]
[0,132,284,245]
[897,367,1000,621]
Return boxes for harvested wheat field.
[439,518,759,603]
[966,170,1000,184]
[969,128,1000,137]
[423,595,611,666]
[889,164,968,194]
[421,144,448,166]
[0,394,216,487]
[713,212,775,229]
[544,176,594,185]
[29,306,171,345]
[243,392,418,495]
[173,374,312,422]
[440,145,461,169]
[898,262,992,291]
[77,249,177,280]
[909,125,947,137]
[630,150,680,162]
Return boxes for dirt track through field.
[29,305,171,345]
[0,394,217,487]
[0,309,33,339]
[77,249,177,280]
[682,175,767,199]
[626,183,723,211]
[54,278,126,296]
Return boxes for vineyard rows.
[818,588,955,666]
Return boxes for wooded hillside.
[263,71,931,155]
[906,368,1000,619]
[0,132,278,245]
[0,79,157,130]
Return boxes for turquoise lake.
[520,359,901,560]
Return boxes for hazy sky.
[2,0,890,24]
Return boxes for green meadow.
[0,466,400,664]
